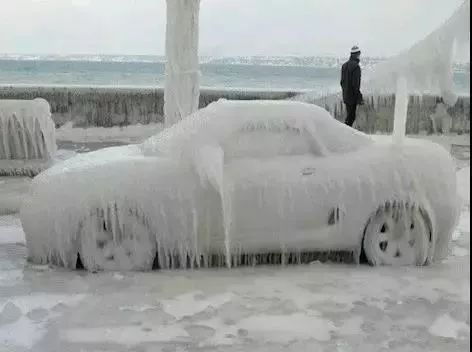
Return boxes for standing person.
[341,45,364,127]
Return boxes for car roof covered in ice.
[142,100,372,157]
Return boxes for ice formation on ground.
[0,98,56,176]
[164,0,201,126]
[20,100,459,271]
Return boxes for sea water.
[0,59,469,95]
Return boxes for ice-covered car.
[20,100,459,271]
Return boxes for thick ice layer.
[366,0,470,105]
[21,101,459,270]
[0,98,56,176]
[164,0,201,126]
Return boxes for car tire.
[362,202,430,266]
[78,205,156,272]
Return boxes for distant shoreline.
[0,55,468,71]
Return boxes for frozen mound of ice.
[366,0,470,105]
[21,100,459,271]
[0,98,56,176]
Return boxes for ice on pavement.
[161,291,235,320]
[55,121,163,144]
[0,215,24,244]
[0,177,31,216]
[0,294,86,349]
[429,314,470,339]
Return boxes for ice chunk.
[429,314,469,339]
[0,98,56,176]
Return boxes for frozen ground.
[0,133,469,351]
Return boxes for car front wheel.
[362,202,430,266]
[78,205,156,271]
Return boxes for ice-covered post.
[392,76,409,144]
[164,0,201,127]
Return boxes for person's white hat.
[350,45,361,54]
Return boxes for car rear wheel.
[78,205,156,271]
[363,202,430,266]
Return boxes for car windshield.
[142,100,373,158]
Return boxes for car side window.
[221,120,320,160]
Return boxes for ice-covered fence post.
[164,0,201,127]
[393,76,409,144]
[0,98,56,176]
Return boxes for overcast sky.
[0,0,466,57]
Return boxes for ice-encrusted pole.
[393,76,409,144]
[364,0,469,108]
[164,0,201,126]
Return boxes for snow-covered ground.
[55,122,164,145]
[0,133,469,351]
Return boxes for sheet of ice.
[429,314,470,339]
[0,177,31,216]
[236,313,335,343]
[197,313,336,345]
[0,294,86,349]
[55,121,163,144]
[0,215,25,244]
[61,325,189,345]
[0,98,56,176]
[161,291,235,320]
[164,0,201,126]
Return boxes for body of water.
[1,59,469,95]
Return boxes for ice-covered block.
[0,98,57,176]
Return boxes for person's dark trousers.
[345,103,357,127]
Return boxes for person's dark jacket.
[340,56,363,105]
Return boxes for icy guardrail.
[0,98,57,176]
[0,86,468,134]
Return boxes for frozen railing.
[0,86,468,134]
